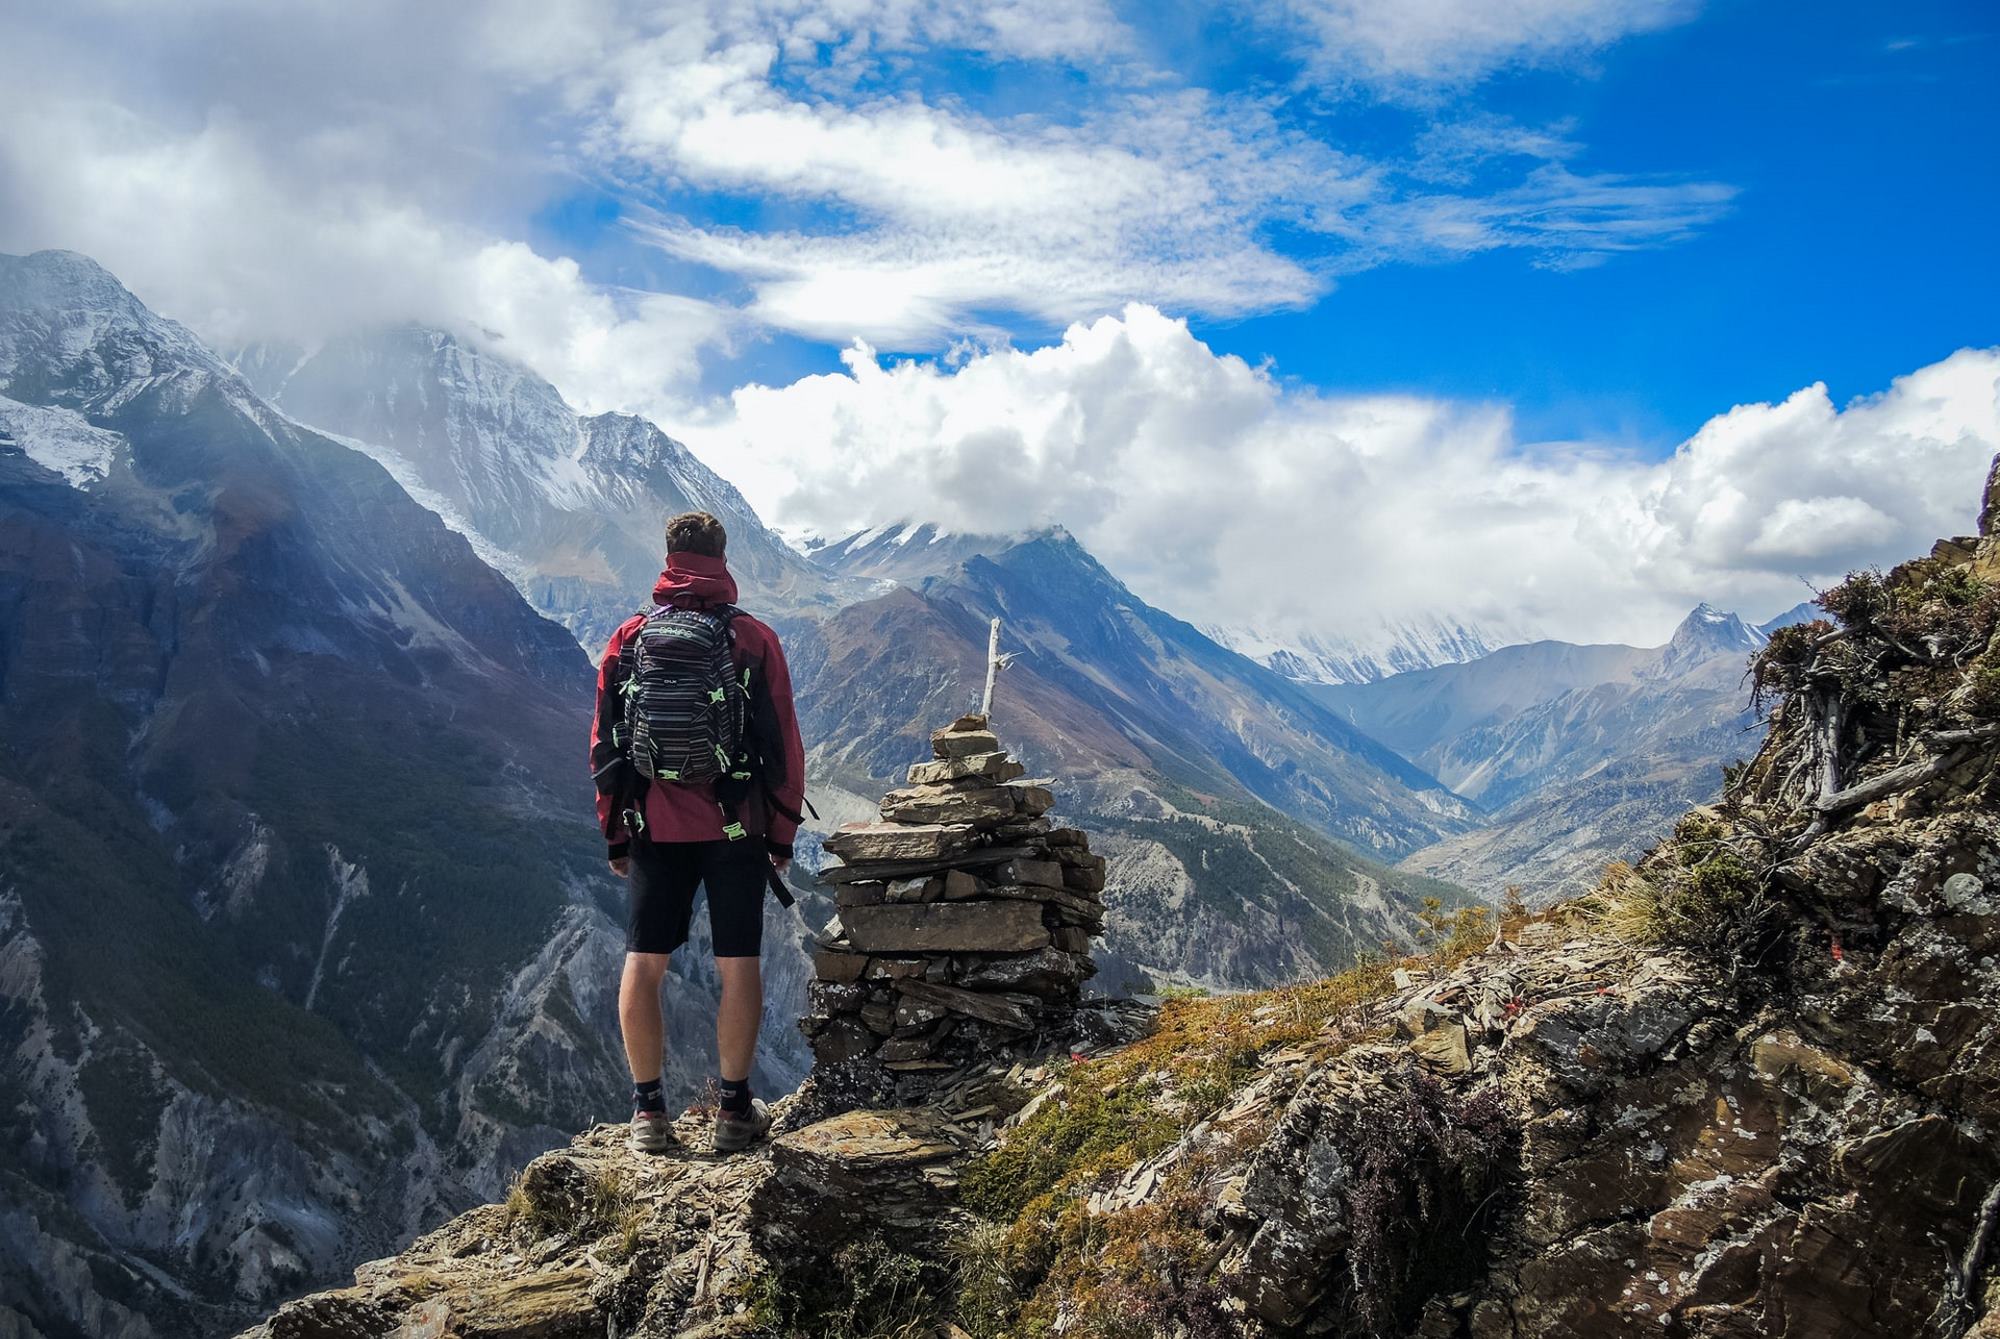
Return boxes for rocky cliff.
[251,460,2000,1338]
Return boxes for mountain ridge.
[0,250,813,1337]
[1322,601,1786,899]
[244,462,2000,1337]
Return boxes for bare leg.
[715,956,763,1083]
[620,952,670,1084]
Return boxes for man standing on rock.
[590,512,808,1154]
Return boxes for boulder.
[931,727,1002,757]
[842,900,1052,954]
[812,949,869,984]
[1005,783,1056,816]
[1063,864,1108,893]
[756,1110,959,1244]
[894,978,1035,1031]
[908,752,1026,785]
[817,845,1042,884]
[956,947,1094,993]
[822,822,975,863]
[992,857,1065,889]
[880,784,1023,827]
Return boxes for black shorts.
[626,838,767,957]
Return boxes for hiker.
[589,511,808,1154]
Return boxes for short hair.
[665,511,727,557]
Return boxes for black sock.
[632,1078,665,1115]
[717,1076,752,1116]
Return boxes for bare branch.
[1816,746,1973,815]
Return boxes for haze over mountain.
[235,332,1492,989]
[1205,612,1529,685]
[1323,601,1819,899]
[233,329,857,650]
[228,331,1497,985]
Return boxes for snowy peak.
[809,520,1048,585]
[239,324,581,469]
[1656,602,1764,676]
[0,249,227,404]
[1206,612,1527,686]
[575,412,755,515]
[235,323,844,641]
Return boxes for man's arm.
[753,623,808,864]
[591,619,640,869]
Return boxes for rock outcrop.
[802,714,1105,1077]
[248,467,2000,1338]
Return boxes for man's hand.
[771,856,791,879]
[610,856,631,877]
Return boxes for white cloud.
[689,312,2000,647]
[599,46,1365,343]
[0,49,732,417]
[1360,164,1736,270]
[556,3,1729,345]
[0,0,1734,392]
[1276,0,1699,87]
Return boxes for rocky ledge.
[251,463,2000,1338]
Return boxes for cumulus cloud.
[0,0,1813,653]
[689,312,2000,646]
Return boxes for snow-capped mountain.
[1652,600,1766,677]
[805,519,1037,585]
[232,327,858,650]
[1205,612,1530,685]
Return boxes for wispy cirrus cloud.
[1271,0,1700,88]
[0,0,1733,401]
[572,4,1729,344]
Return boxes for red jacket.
[591,552,806,856]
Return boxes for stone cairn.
[801,713,1106,1074]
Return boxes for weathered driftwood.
[1816,746,1973,814]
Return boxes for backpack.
[618,604,751,790]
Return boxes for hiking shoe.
[712,1098,772,1153]
[630,1109,675,1154]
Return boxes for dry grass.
[955,951,1429,1336]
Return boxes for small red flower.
[1831,936,1844,963]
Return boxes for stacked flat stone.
[801,713,1107,1072]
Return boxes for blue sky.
[4,0,1997,647]
[517,0,1998,451]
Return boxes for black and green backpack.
[618,604,752,795]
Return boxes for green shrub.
[1339,1070,1514,1334]
[747,1236,954,1339]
